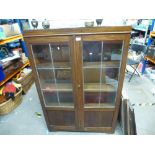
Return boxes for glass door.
[31,42,74,108]
[82,40,123,108]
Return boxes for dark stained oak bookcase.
[23,26,131,133]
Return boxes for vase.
[42,19,50,29]
[31,19,38,29]
[96,19,103,26]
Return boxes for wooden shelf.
[145,56,155,64]
[42,83,72,92]
[83,61,120,68]
[45,103,74,108]
[84,83,116,92]
[41,83,116,92]
[84,103,115,109]
[37,61,120,69]
[0,60,30,87]
[36,62,71,69]
[45,103,115,109]
[0,34,23,45]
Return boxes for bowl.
[84,21,94,27]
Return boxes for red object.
[2,83,16,95]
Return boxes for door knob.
[78,84,81,88]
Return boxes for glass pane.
[37,69,55,88]
[32,44,52,68]
[84,92,100,105]
[55,69,71,83]
[103,68,119,87]
[58,92,74,106]
[43,91,58,106]
[102,41,123,62]
[31,43,74,107]
[51,44,71,68]
[84,68,100,83]
[37,69,59,106]
[82,40,123,108]
[83,41,102,63]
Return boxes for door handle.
[78,84,81,88]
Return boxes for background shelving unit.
[0,60,29,87]
[0,34,23,45]
[0,19,30,86]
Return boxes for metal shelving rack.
[14,19,29,57]
[0,34,23,45]
[0,19,30,86]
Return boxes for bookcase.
[23,26,131,133]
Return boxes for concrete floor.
[0,67,155,135]
[0,84,123,135]
[123,67,155,135]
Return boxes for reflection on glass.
[83,41,101,62]
[31,43,74,107]
[55,69,71,83]
[37,69,55,88]
[82,40,123,107]
[32,45,52,68]
[103,68,119,85]
[43,91,59,106]
[102,41,122,62]
[51,44,71,68]
[58,92,74,106]
[51,45,70,62]
[84,92,100,104]
[84,68,100,83]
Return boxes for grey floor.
[123,67,155,135]
[0,84,122,135]
[0,67,155,135]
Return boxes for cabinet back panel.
[84,111,113,127]
[47,110,75,126]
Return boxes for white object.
[111,54,121,60]
[150,73,155,80]
[0,54,20,63]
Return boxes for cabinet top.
[23,26,132,38]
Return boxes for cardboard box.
[0,23,21,39]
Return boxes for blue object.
[8,41,20,48]
[14,19,29,57]
[141,60,147,75]
[147,19,155,46]
[20,40,28,57]
[0,65,5,82]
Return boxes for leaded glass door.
[29,37,77,130]
[79,35,125,130]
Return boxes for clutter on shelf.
[21,52,28,64]
[0,80,22,115]
[0,81,21,103]
[14,67,32,81]
[0,23,21,39]
[0,46,29,83]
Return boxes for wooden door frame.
[24,36,79,131]
[76,33,130,132]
